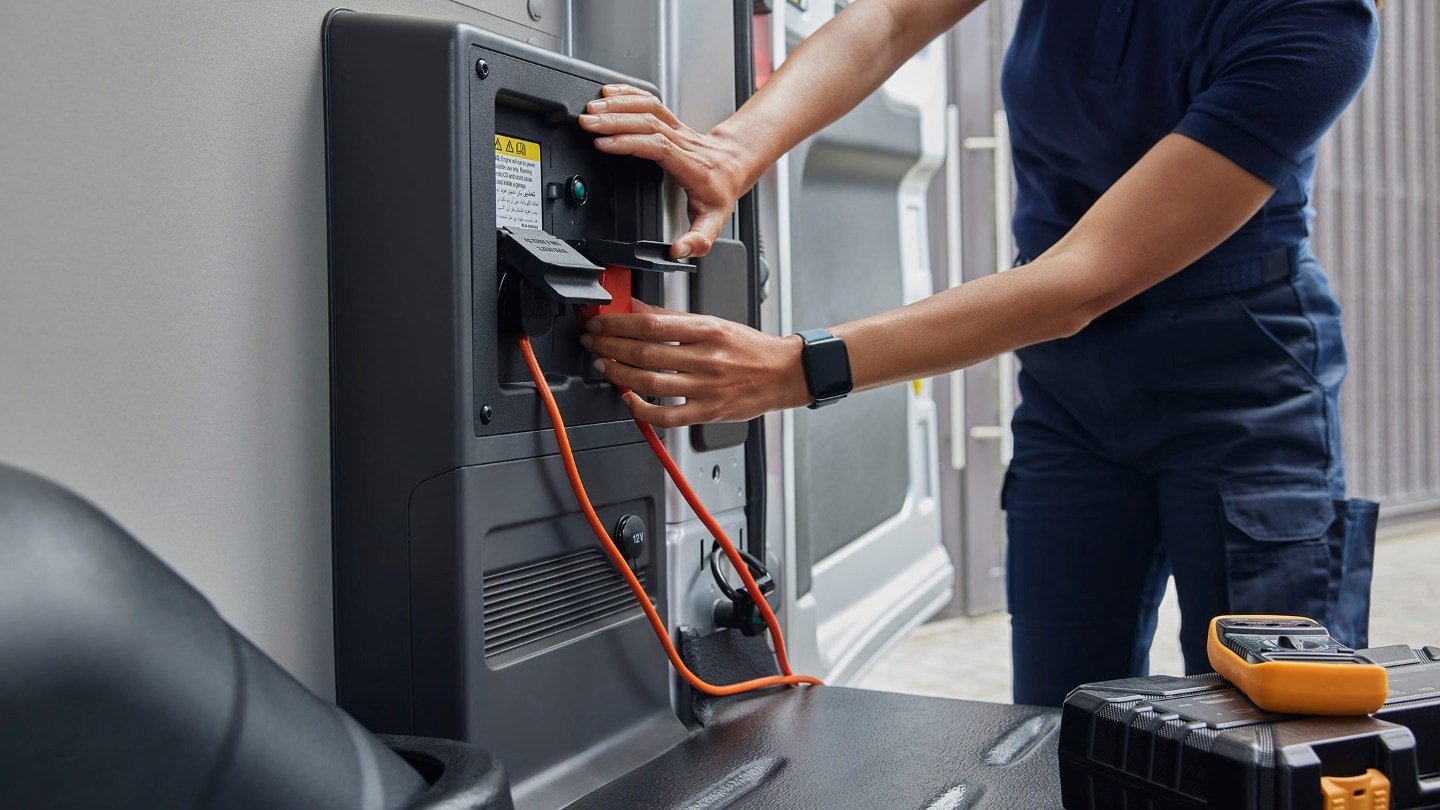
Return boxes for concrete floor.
[857,522,1440,703]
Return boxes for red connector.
[578,266,633,322]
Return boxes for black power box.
[1059,643,1440,809]
[324,11,694,806]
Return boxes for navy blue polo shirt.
[1001,0,1378,267]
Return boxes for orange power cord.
[518,335,822,695]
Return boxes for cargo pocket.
[1220,476,1337,624]
[1330,498,1379,648]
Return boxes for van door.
[764,1,953,684]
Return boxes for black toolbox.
[1059,644,1440,809]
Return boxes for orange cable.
[627,403,801,678]
[519,335,822,695]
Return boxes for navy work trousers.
[1004,253,1379,707]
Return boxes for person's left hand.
[581,300,811,427]
[579,85,750,260]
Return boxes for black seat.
[0,464,507,810]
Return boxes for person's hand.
[579,85,751,260]
[581,300,811,427]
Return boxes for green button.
[567,175,588,206]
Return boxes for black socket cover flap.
[498,227,609,304]
[570,238,695,274]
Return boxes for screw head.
[480,404,494,424]
[475,59,490,80]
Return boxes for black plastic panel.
[468,44,665,438]
[691,238,753,452]
[406,447,685,795]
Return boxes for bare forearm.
[832,253,1094,391]
[715,0,982,189]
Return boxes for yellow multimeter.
[1207,615,1388,715]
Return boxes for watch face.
[803,336,853,401]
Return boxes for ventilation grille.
[482,547,647,662]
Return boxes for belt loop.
[1290,240,1308,278]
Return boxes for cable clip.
[711,542,775,637]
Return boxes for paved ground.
[857,522,1440,703]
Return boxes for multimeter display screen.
[1227,633,1358,663]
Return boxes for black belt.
[1134,242,1305,305]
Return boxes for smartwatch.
[795,328,853,409]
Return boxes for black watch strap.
[795,328,853,409]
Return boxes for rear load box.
[1059,644,1440,809]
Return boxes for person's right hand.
[579,84,750,260]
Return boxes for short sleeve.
[1174,0,1379,188]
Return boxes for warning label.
[495,134,542,229]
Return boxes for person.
[575,0,1382,706]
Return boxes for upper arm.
[1037,1,1378,316]
[1175,0,1378,188]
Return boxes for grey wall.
[1313,1,1440,525]
[0,1,559,698]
